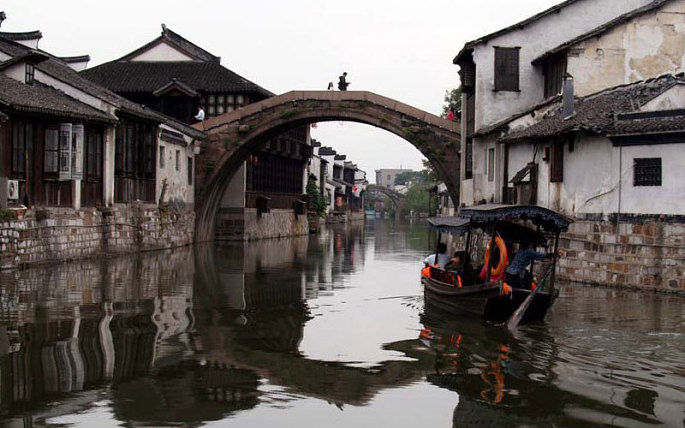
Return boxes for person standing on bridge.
[338,72,350,91]
[194,105,205,122]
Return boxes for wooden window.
[85,128,103,178]
[633,158,661,187]
[71,124,84,180]
[82,127,104,207]
[44,128,59,174]
[494,47,520,92]
[25,63,34,84]
[175,150,180,171]
[550,138,564,183]
[11,121,33,176]
[114,118,157,202]
[58,124,72,180]
[543,54,567,99]
[159,145,165,169]
[187,156,193,186]
[487,148,495,182]
[205,93,248,117]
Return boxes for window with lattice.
[633,158,661,187]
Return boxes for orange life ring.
[484,236,508,278]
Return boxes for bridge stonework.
[366,185,406,221]
[194,91,461,241]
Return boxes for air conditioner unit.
[7,180,19,200]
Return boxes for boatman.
[505,241,556,289]
[424,243,450,269]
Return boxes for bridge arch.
[366,185,406,221]
[194,90,460,241]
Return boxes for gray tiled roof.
[0,74,115,122]
[81,61,273,97]
[118,25,220,63]
[0,35,165,122]
[502,74,685,142]
[0,35,205,139]
[0,30,42,42]
[611,109,685,136]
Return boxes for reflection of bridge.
[194,90,460,241]
[366,184,405,221]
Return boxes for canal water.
[0,220,682,427]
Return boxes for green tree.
[442,86,462,117]
[306,176,327,217]
[401,184,430,216]
[421,159,440,183]
[394,171,415,186]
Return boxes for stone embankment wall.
[557,217,684,293]
[0,204,194,270]
[216,208,308,241]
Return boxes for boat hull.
[422,277,557,325]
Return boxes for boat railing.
[429,267,461,287]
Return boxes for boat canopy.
[427,216,546,244]
[458,204,573,232]
[427,217,470,236]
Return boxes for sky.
[2,0,561,183]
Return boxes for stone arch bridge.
[194,91,461,241]
[366,184,406,221]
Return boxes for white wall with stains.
[507,137,685,216]
[157,126,195,205]
[468,0,652,131]
[568,0,685,96]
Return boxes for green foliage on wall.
[306,176,327,218]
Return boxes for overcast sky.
[3,0,560,182]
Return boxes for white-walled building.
[455,0,685,217]
[0,29,201,210]
[503,74,685,216]
[454,0,654,206]
[375,168,413,189]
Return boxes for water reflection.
[0,221,682,427]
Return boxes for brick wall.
[557,219,684,293]
[0,204,195,270]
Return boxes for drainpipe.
[617,144,623,220]
[502,142,509,204]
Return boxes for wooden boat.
[423,205,572,326]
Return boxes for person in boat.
[478,244,506,283]
[505,240,556,289]
[445,251,477,285]
[424,243,450,269]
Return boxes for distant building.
[308,145,366,219]
[374,168,412,189]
